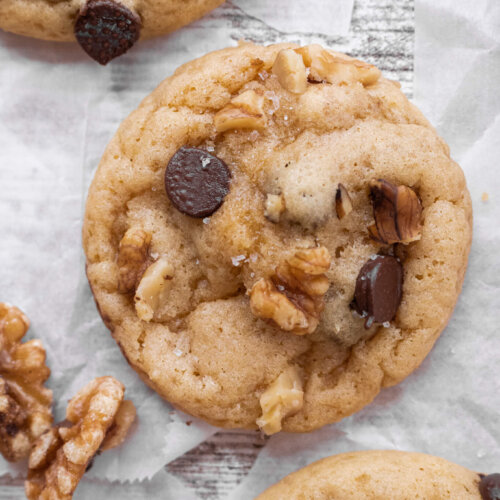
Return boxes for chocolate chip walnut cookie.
[0,0,224,64]
[83,42,472,433]
[256,451,499,500]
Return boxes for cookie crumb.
[481,192,489,202]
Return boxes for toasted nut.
[335,183,353,219]
[250,279,310,333]
[214,90,267,132]
[368,179,422,244]
[296,45,381,86]
[25,377,136,500]
[250,247,331,335]
[100,400,136,451]
[272,49,308,94]
[117,228,152,293]
[0,303,52,462]
[264,193,285,223]
[134,256,174,322]
[256,366,304,435]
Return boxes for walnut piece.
[296,44,381,86]
[117,227,151,293]
[214,89,267,132]
[335,183,353,219]
[134,256,174,322]
[0,303,52,462]
[256,366,304,435]
[368,179,423,244]
[264,193,285,223]
[26,376,136,500]
[272,49,308,94]
[249,247,331,335]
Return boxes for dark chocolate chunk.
[165,147,231,218]
[351,254,403,329]
[5,423,18,437]
[480,473,500,500]
[74,0,141,65]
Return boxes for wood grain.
[0,0,414,497]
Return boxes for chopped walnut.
[25,376,136,500]
[256,366,304,435]
[264,193,285,223]
[368,179,423,244]
[134,256,174,322]
[335,183,353,219]
[249,247,331,335]
[117,227,152,293]
[214,90,267,132]
[296,44,381,86]
[0,303,52,462]
[272,48,308,94]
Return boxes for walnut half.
[368,179,423,244]
[117,227,151,293]
[256,366,304,435]
[0,303,53,462]
[296,44,381,86]
[26,376,136,500]
[214,89,267,132]
[272,49,308,94]
[249,247,331,335]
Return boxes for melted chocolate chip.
[5,423,18,437]
[480,473,500,500]
[351,255,403,329]
[74,0,141,65]
[165,147,231,218]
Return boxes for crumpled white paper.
[227,0,500,498]
[0,0,499,497]
[0,0,353,492]
[232,0,354,35]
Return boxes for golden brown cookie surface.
[0,0,224,63]
[256,450,483,499]
[83,42,472,432]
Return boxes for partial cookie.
[0,303,52,462]
[0,0,224,64]
[25,376,136,500]
[256,450,495,500]
[83,42,472,433]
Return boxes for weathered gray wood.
[0,0,414,497]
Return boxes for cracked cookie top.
[83,42,472,432]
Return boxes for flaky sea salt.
[231,255,246,267]
[203,217,210,224]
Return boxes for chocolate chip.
[5,423,18,437]
[480,473,500,500]
[74,0,141,65]
[165,147,231,218]
[351,255,403,329]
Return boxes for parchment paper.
[228,0,500,497]
[0,0,354,492]
[0,0,498,497]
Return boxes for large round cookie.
[83,42,472,433]
[256,450,492,499]
[0,0,224,64]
